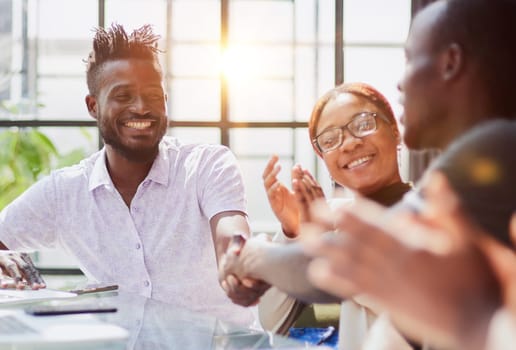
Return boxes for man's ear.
[440,43,463,81]
[85,95,98,119]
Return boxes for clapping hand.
[263,155,326,238]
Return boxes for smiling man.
[0,24,266,327]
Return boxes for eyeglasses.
[313,112,387,153]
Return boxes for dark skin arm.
[219,163,339,306]
[219,233,339,305]
[211,211,270,306]
[0,241,46,289]
[303,173,503,350]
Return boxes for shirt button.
[144,280,150,287]
[136,243,141,250]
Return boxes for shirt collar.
[146,141,170,186]
[88,142,171,192]
[88,148,112,191]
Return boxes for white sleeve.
[258,229,304,334]
[0,174,58,250]
[196,145,247,219]
[484,308,516,350]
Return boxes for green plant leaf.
[0,123,95,211]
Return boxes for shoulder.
[161,136,234,164]
[48,150,101,184]
[162,136,230,155]
[433,119,516,172]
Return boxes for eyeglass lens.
[316,113,377,152]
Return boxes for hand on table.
[0,251,46,290]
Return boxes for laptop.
[0,309,129,349]
[0,288,77,305]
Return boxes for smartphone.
[69,284,118,295]
[25,303,117,316]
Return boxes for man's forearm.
[242,240,339,304]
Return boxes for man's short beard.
[103,134,162,163]
[98,117,167,163]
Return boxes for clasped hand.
[219,234,270,307]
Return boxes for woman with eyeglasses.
[263,82,410,240]
[258,82,413,349]
[218,82,414,350]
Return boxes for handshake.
[218,234,272,307]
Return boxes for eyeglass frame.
[312,111,391,154]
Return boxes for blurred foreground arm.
[303,172,504,350]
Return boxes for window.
[0,0,411,268]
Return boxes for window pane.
[294,47,316,122]
[38,45,88,76]
[316,46,336,96]
[105,0,167,35]
[229,79,293,122]
[295,0,317,42]
[170,79,220,121]
[168,127,220,145]
[34,0,97,39]
[223,45,294,79]
[1,0,14,100]
[343,47,405,117]
[37,77,90,120]
[344,0,410,43]
[230,128,293,157]
[230,1,293,43]
[172,0,220,41]
[317,0,335,43]
[172,44,220,77]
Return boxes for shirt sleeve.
[258,229,304,334]
[485,308,516,350]
[197,145,248,220]
[0,174,58,250]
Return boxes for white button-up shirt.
[0,137,255,326]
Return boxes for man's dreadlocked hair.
[86,23,162,96]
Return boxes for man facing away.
[0,24,266,327]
